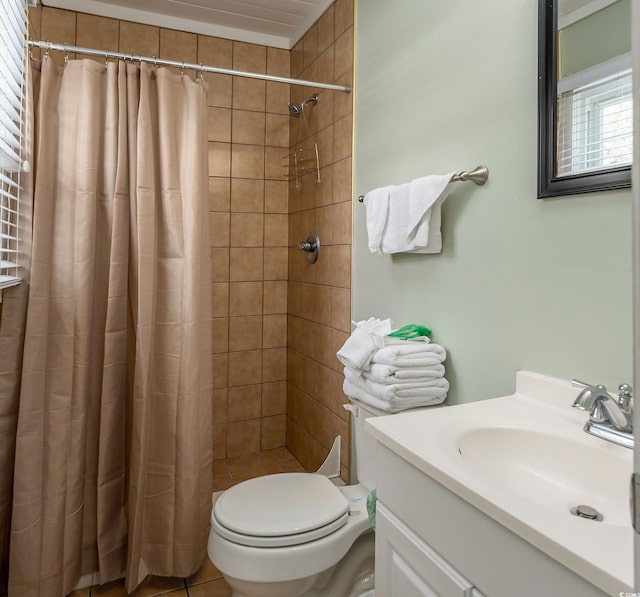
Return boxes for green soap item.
[366,488,377,531]
[388,323,432,340]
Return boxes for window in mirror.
[538,0,631,197]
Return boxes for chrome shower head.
[287,94,319,118]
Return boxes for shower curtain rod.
[27,39,352,94]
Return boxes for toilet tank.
[350,399,387,491]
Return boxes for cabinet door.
[376,503,475,597]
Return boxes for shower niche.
[284,94,321,191]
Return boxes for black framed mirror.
[538,0,631,198]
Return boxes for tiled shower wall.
[27,2,354,477]
[28,5,291,460]
[286,0,354,481]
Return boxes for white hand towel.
[343,379,447,413]
[365,362,445,382]
[374,173,454,254]
[371,342,447,366]
[336,318,393,370]
[363,186,393,255]
[344,367,449,400]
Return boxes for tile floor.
[70,448,306,596]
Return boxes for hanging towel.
[365,362,446,382]
[364,173,454,255]
[363,186,393,255]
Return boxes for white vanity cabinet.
[373,443,608,597]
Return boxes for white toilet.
[207,398,382,597]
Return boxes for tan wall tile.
[230,213,264,247]
[290,40,304,77]
[228,316,263,352]
[210,212,230,247]
[231,144,265,179]
[302,24,318,69]
[332,201,352,244]
[265,146,286,181]
[159,28,197,64]
[334,0,354,37]
[119,21,159,57]
[208,107,232,143]
[232,77,266,111]
[41,7,76,65]
[228,350,262,386]
[263,314,287,348]
[198,36,232,68]
[265,181,288,213]
[266,114,289,148]
[230,247,264,282]
[209,142,231,178]
[209,177,231,212]
[267,47,289,77]
[264,247,288,280]
[333,114,352,162]
[266,82,290,115]
[212,388,227,424]
[228,384,262,421]
[211,283,229,318]
[262,415,286,450]
[232,110,265,145]
[76,14,119,60]
[263,347,286,382]
[211,248,229,283]
[264,214,288,247]
[229,282,263,316]
[233,41,266,73]
[212,318,229,354]
[231,178,265,213]
[213,424,227,459]
[212,353,228,389]
[334,27,354,79]
[263,281,287,314]
[331,287,351,332]
[317,5,335,54]
[206,73,233,108]
[227,420,260,456]
[316,46,335,85]
[262,381,286,416]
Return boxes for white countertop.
[365,371,633,595]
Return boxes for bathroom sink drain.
[570,504,603,521]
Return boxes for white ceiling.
[42,0,334,49]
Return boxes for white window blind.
[557,56,633,177]
[0,0,28,290]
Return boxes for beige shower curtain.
[0,57,212,596]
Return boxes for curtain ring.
[104,50,109,69]
[44,41,51,60]
[63,43,68,64]
[180,61,185,79]
[199,63,205,83]
[152,56,158,70]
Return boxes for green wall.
[353,0,632,404]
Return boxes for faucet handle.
[618,383,633,409]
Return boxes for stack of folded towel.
[337,319,449,413]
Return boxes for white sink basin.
[456,427,630,527]
[365,371,634,594]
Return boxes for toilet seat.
[213,472,349,548]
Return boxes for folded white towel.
[364,173,454,255]
[365,362,445,382]
[344,367,449,400]
[343,379,447,413]
[363,186,393,255]
[371,342,447,367]
[336,318,393,371]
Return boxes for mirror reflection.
[556,0,631,177]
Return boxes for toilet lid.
[213,473,349,547]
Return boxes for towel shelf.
[357,165,489,202]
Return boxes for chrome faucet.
[571,380,634,449]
